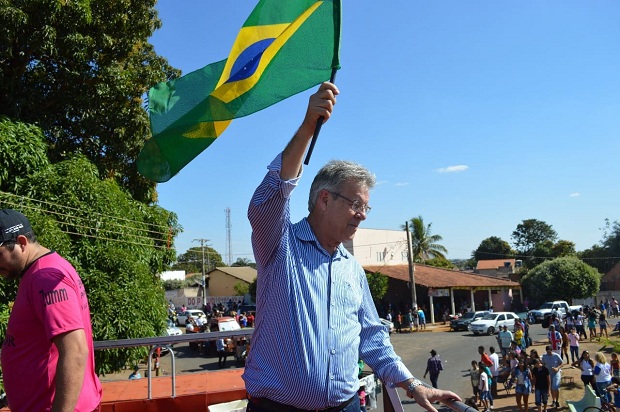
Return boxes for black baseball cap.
[0,209,32,243]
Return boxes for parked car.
[209,316,241,332]
[166,319,182,336]
[176,309,207,326]
[450,311,490,331]
[380,318,395,334]
[239,304,256,314]
[468,312,520,335]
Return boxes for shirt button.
[330,375,334,380]
[331,349,336,354]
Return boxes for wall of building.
[209,272,244,296]
[343,228,409,266]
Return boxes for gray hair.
[308,160,376,212]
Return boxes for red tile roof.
[476,259,516,270]
[364,264,521,289]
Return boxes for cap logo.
[4,223,24,235]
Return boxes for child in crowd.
[611,353,620,378]
[588,312,598,341]
[479,362,490,412]
[358,385,367,412]
[560,326,570,364]
[470,360,481,407]
[567,327,580,364]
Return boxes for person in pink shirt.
[0,209,102,412]
[567,327,580,364]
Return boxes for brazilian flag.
[138,0,342,182]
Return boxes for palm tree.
[402,215,448,263]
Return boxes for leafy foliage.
[172,246,226,274]
[248,278,257,303]
[520,256,600,303]
[511,219,558,255]
[0,118,49,193]
[402,216,448,263]
[231,257,257,268]
[581,219,620,275]
[162,279,185,290]
[234,281,249,296]
[0,122,181,374]
[472,236,513,261]
[366,271,389,303]
[0,0,180,202]
[424,256,454,269]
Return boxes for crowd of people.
[463,304,620,412]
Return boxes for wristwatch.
[406,378,424,393]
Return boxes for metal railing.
[94,329,253,400]
[95,330,473,410]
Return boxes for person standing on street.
[531,358,550,412]
[498,324,514,358]
[243,82,460,412]
[0,209,102,412]
[424,349,444,388]
[541,345,564,408]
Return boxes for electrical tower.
[225,207,233,265]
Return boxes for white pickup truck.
[528,300,582,323]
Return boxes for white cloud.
[569,192,581,197]
[395,182,409,187]
[375,180,388,186]
[436,165,469,174]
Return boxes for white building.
[159,270,186,281]
[342,228,409,266]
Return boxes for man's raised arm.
[280,82,339,180]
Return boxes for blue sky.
[151,1,620,262]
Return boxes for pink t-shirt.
[1,252,102,412]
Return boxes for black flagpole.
[303,67,338,165]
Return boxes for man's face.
[324,181,369,244]
[0,242,26,279]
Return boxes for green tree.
[424,256,454,269]
[232,257,257,268]
[0,0,180,202]
[511,219,558,255]
[551,240,577,257]
[234,281,249,296]
[366,271,389,303]
[0,118,49,193]
[581,219,620,275]
[0,122,181,374]
[248,278,257,303]
[472,236,513,261]
[402,216,448,263]
[172,246,226,274]
[520,256,600,304]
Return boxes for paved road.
[103,323,553,411]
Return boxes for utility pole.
[225,207,233,266]
[193,238,210,306]
[405,221,417,309]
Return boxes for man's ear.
[15,234,29,248]
[317,189,330,211]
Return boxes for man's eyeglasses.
[328,191,371,215]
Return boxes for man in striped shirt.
[243,82,460,412]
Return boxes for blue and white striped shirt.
[242,153,412,409]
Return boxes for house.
[601,262,620,291]
[475,259,522,278]
[342,228,408,266]
[207,267,257,296]
[364,264,521,322]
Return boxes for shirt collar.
[294,218,351,259]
